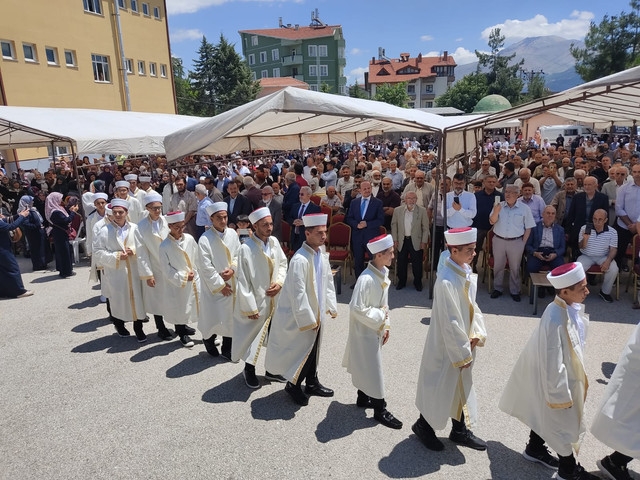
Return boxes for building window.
[117,0,126,8]
[261,70,268,79]
[308,45,317,57]
[320,65,328,77]
[83,0,102,14]
[318,45,327,57]
[149,62,157,76]
[272,67,280,77]
[339,85,346,95]
[309,65,317,77]
[142,3,150,16]
[338,47,345,58]
[251,36,258,46]
[248,54,255,65]
[309,85,318,91]
[45,47,58,65]
[47,145,69,157]
[271,49,279,61]
[259,51,267,63]
[251,71,257,81]
[425,101,433,108]
[153,6,160,19]
[64,50,76,67]
[1,40,16,60]
[91,54,110,82]
[23,43,37,62]
[137,60,145,75]
[125,58,133,73]
[425,84,433,93]
[160,64,167,78]
[408,102,415,108]
[130,0,138,12]
[407,84,415,94]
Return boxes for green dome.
[472,94,512,113]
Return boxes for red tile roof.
[239,25,341,40]
[257,77,309,98]
[368,53,457,84]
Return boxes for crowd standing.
[1,132,639,479]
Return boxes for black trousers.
[295,327,320,387]
[614,223,634,268]
[397,237,423,286]
[432,226,445,264]
[528,430,577,477]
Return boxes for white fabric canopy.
[0,106,204,154]
[164,87,454,160]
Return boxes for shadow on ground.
[378,436,465,478]
[71,335,142,354]
[202,374,256,405]
[68,296,102,310]
[314,400,376,443]
[130,341,183,363]
[71,317,111,333]
[250,389,301,421]
[165,351,218,375]
[30,274,63,284]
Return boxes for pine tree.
[190,36,217,116]
[475,28,524,104]
[172,57,197,115]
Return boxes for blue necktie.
[360,198,368,219]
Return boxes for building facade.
[366,51,456,109]
[239,15,347,95]
[0,0,176,160]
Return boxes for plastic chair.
[280,221,292,258]
[70,221,86,265]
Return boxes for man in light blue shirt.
[445,173,477,228]
[518,183,546,223]
[194,184,213,242]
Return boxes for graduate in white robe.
[135,192,173,341]
[591,320,640,479]
[86,193,107,287]
[93,198,148,341]
[499,263,594,480]
[343,234,402,429]
[413,227,487,452]
[265,213,338,406]
[159,211,200,348]
[197,202,240,359]
[232,207,288,388]
[114,181,145,224]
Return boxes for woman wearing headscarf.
[45,192,78,278]
[0,208,34,298]
[18,195,48,271]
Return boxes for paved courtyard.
[0,256,638,479]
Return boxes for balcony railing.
[282,54,303,66]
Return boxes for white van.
[538,125,596,147]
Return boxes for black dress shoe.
[412,419,444,451]
[414,283,423,292]
[157,328,173,341]
[203,335,219,356]
[115,323,131,337]
[356,391,373,408]
[183,325,196,335]
[449,429,487,451]
[243,366,260,389]
[305,382,334,397]
[490,290,503,299]
[396,284,406,290]
[285,382,309,406]
[511,294,521,302]
[374,409,403,429]
[264,371,287,383]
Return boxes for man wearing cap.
[135,192,173,341]
[137,175,154,199]
[343,234,402,429]
[499,263,595,480]
[125,174,145,207]
[233,207,288,388]
[86,193,108,298]
[413,227,487,452]
[197,202,240,359]
[93,199,148,341]
[194,183,213,242]
[114,179,145,224]
[266,213,338,406]
[159,212,201,348]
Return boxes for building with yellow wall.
[0,0,176,161]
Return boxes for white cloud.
[423,47,480,65]
[170,28,205,42]
[350,48,362,55]
[481,10,594,42]
[166,0,302,15]
[348,67,368,84]
[420,35,433,42]
[455,37,463,42]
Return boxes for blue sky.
[165,0,619,85]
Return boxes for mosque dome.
[472,94,512,113]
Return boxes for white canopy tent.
[0,106,204,155]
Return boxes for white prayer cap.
[124,174,137,181]
[199,176,206,181]
[206,202,227,217]
[367,234,393,254]
[143,192,163,205]
[249,207,271,225]
[93,192,108,202]
[195,184,207,195]
[105,204,112,215]
[547,263,586,290]
[111,198,129,210]
[166,211,185,223]
[138,176,151,183]
[302,213,327,227]
[444,227,477,246]
[115,180,130,189]
[171,169,178,176]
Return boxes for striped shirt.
[578,225,618,257]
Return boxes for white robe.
[591,320,640,459]
[159,233,200,325]
[162,183,176,215]
[133,188,147,207]
[499,297,589,456]
[124,195,145,224]
[196,227,241,339]
[93,222,146,322]
[135,215,170,316]
[415,258,487,430]
[342,263,390,399]
[86,210,105,283]
[232,235,288,364]
[265,243,338,383]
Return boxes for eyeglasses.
[147,206,162,211]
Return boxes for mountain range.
[453,36,585,92]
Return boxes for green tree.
[348,83,369,99]
[190,36,217,116]
[373,82,409,107]
[570,1,640,81]
[436,72,488,113]
[522,73,550,102]
[475,28,524,104]
[319,82,332,93]
[171,56,197,115]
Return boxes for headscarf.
[17,195,34,213]
[45,192,68,223]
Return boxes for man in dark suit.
[525,205,566,288]
[224,181,252,229]
[215,169,231,197]
[286,186,321,251]
[342,175,363,215]
[260,186,283,241]
[565,175,609,259]
[281,172,299,223]
[345,180,384,281]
